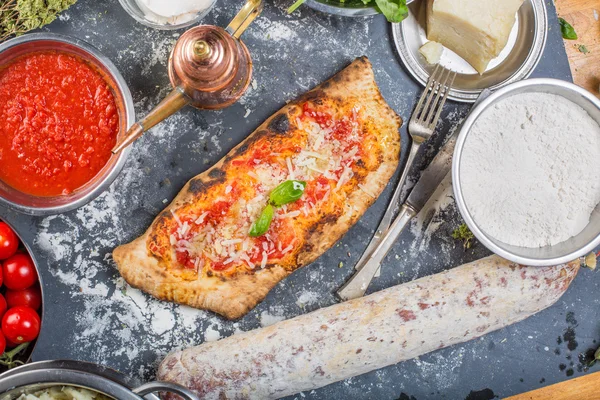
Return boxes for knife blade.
[336,89,493,301]
[404,133,456,212]
[336,133,457,300]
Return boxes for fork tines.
[411,65,457,129]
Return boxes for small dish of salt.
[453,79,600,266]
[119,0,216,30]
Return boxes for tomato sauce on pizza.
[148,98,381,277]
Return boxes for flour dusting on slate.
[24,0,522,397]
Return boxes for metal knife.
[337,133,457,301]
[336,89,492,301]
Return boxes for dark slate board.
[2,0,598,399]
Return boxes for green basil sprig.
[270,180,307,207]
[287,0,408,24]
[558,18,578,40]
[373,0,408,23]
[249,180,307,237]
[249,204,274,237]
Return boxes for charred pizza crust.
[113,57,402,319]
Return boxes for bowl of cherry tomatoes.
[0,220,42,370]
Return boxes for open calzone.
[113,57,402,319]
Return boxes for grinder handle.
[111,87,189,154]
[226,0,264,39]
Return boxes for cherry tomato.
[2,306,40,344]
[2,253,37,290]
[0,333,5,354]
[0,222,18,260]
[5,286,42,310]
[0,295,6,320]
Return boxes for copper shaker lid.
[112,0,264,154]
[171,25,239,95]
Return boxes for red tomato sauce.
[0,51,119,196]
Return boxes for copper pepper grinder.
[112,0,264,154]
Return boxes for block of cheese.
[426,0,525,74]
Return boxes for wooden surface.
[506,370,600,400]
[556,0,600,97]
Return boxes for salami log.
[158,255,579,399]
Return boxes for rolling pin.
[506,371,600,400]
[158,255,579,399]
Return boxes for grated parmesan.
[286,157,295,180]
[301,150,328,160]
[260,251,268,269]
[240,253,255,269]
[280,210,301,219]
[171,210,182,227]
[221,238,243,246]
[167,105,365,273]
[195,212,209,225]
[336,166,353,189]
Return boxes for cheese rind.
[426,0,525,74]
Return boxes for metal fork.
[337,65,456,301]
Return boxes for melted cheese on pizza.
[148,98,383,278]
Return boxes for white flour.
[460,92,600,247]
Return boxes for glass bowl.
[118,0,217,30]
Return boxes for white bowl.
[118,0,217,30]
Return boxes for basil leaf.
[269,180,307,207]
[373,0,408,23]
[559,18,578,40]
[249,204,274,237]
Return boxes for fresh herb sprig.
[558,17,578,40]
[451,223,475,250]
[0,342,29,369]
[249,180,307,237]
[577,44,590,54]
[1,0,77,43]
[583,252,598,270]
[288,0,408,23]
[249,204,275,237]
[587,346,600,368]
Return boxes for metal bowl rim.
[0,368,142,400]
[452,78,600,266]
[0,360,198,400]
[0,33,134,216]
[391,0,548,103]
[304,0,379,16]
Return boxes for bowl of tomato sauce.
[0,33,134,215]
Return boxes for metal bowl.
[392,0,547,102]
[453,79,600,266]
[0,34,134,216]
[0,360,198,400]
[118,0,216,30]
[0,219,44,371]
